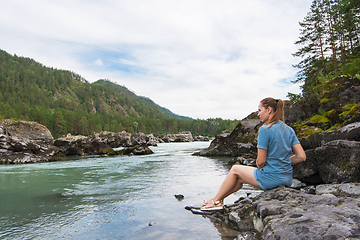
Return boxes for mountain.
[0,49,238,138]
[92,80,193,121]
[137,96,193,121]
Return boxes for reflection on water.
[0,142,260,239]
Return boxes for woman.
[201,97,306,211]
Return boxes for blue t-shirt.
[254,121,300,190]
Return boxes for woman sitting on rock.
[201,97,306,211]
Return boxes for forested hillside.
[0,49,238,138]
[93,80,193,121]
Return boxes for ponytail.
[260,97,284,128]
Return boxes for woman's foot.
[201,199,223,211]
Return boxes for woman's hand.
[256,148,267,169]
[291,144,306,165]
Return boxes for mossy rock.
[292,123,323,139]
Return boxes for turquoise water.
[0,142,257,239]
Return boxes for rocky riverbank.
[197,184,360,239]
[0,120,209,164]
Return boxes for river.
[0,142,260,239]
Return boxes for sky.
[0,0,313,120]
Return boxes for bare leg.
[202,165,260,209]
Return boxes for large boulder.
[1,120,54,144]
[162,131,194,143]
[0,135,61,164]
[193,112,261,157]
[293,139,360,184]
[217,186,360,239]
[94,131,132,147]
[193,135,210,141]
[131,132,148,146]
[299,122,360,150]
[120,145,154,155]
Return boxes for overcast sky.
[0,0,312,120]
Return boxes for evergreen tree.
[293,0,360,96]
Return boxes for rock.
[229,156,256,167]
[174,194,184,200]
[286,76,360,126]
[0,126,10,136]
[293,140,360,184]
[65,146,84,156]
[220,186,360,239]
[162,131,194,143]
[315,183,360,198]
[1,120,54,144]
[193,136,209,141]
[83,141,116,155]
[0,152,51,164]
[131,132,148,146]
[0,137,62,164]
[193,112,261,157]
[120,145,154,155]
[290,179,307,189]
[145,134,159,146]
[299,122,360,151]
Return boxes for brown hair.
[260,97,284,128]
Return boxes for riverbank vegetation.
[0,50,238,138]
[289,0,360,100]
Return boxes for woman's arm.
[290,143,306,165]
[256,148,267,169]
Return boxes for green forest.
[0,50,238,138]
[290,0,360,99]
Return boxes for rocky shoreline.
[193,184,360,239]
[0,120,209,164]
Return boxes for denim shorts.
[254,168,293,190]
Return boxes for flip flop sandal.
[201,199,223,211]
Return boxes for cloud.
[0,0,312,119]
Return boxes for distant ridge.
[93,79,193,120]
[138,96,193,121]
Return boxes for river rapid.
[0,142,260,239]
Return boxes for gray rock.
[120,145,154,155]
[316,183,360,198]
[131,132,148,146]
[145,134,159,146]
[300,122,360,150]
[222,186,360,239]
[162,131,194,143]
[193,135,210,141]
[65,146,84,156]
[193,113,261,157]
[290,179,307,189]
[293,140,360,184]
[1,120,54,144]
